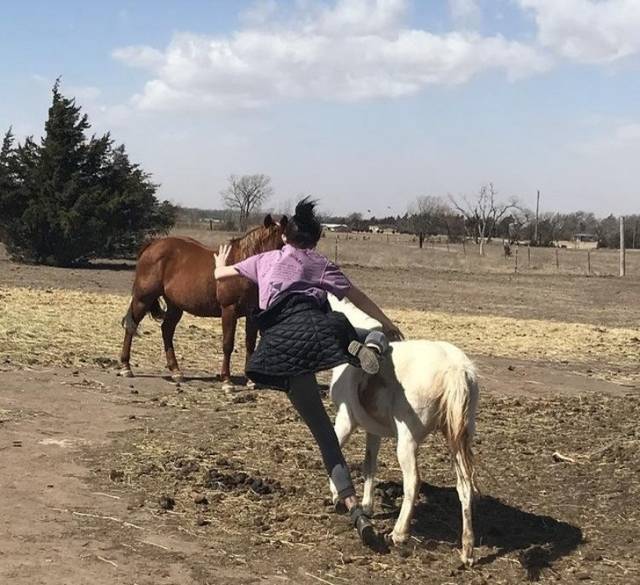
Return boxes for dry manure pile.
[84,378,640,585]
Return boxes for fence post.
[514,247,518,273]
[527,245,531,268]
[334,236,339,264]
[587,250,591,276]
[555,247,559,270]
[620,216,626,277]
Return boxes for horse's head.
[234,214,289,259]
[261,213,288,251]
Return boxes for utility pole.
[620,216,626,277]
[533,190,540,245]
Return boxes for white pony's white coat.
[328,294,479,566]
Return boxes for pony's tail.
[440,362,480,495]
[121,298,166,335]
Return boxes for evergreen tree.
[0,80,175,266]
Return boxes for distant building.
[322,223,350,233]
[368,225,396,234]
[556,233,598,250]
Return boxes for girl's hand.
[382,320,404,341]
[214,244,232,268]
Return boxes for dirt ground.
[1,245,640,584]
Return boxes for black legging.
[287,373,355,500]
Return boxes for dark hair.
[285,197,322,248]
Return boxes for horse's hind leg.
[390,422,419,545]
[119,297,148,377]
[361,432,381,516]
[453,444,475,567]
[220,306,237,391]
[161,302,184,382]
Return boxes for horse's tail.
[121,298,166,335]
[121,304,140,337]
[439,359,480,495]
[148,298,166,322]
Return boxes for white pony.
[328,294,479,567]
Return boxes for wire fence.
[317,232,639,278]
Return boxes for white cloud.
[113,0,549,111]
[519,0,640,63]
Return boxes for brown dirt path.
[0,359,633,585]
[0,369,291,585]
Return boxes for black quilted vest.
[245,293,360,391]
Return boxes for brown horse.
[119,214,287,387]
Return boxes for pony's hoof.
[170,372,184,383]
[388,530,408,546]
[246,379,256,390]
[460,549,475,568]
[119,368,133,378]
[221,380,235,392]
[361,503,374,517]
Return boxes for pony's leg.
[453,450,475,567]
[361,433,381,516]
[220,306,237,391]
[390,423,419,545]
[329,403,357,506]
[161,302,184,382]
[244,317,258,389]
[119,297,148,377]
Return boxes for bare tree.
[408,196,451,240]
[221,174,273,231]
[449,183,517,255]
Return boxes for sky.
[1,0,639,217]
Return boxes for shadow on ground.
[375,481,582,581]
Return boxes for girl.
[214,198,403,546]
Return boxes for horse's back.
[331,339,476,437]
[134,236,221,316]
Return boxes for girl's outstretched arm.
[345,285,404,341]
[214,244,240,280]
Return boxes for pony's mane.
[231,224,278,260]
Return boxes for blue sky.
[2,0,639,216]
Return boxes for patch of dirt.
[3,241,640,328]
[2,366,639,584]
[2,286,639,386]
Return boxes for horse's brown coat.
[119,216,286,383]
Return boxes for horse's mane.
[137,239,156,259]
[231,224,275,260]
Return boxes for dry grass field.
[1,231,640,585]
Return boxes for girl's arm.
[214,244,240,280]
[345,285,404,341]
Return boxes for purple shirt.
[234,244,351,310]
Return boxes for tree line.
[2,82,633,267]
[0,81,175,266]
[320,189,638,250]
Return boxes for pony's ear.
[279,215,288,230]
[263,214,274,227]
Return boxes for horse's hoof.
[246,380,256,390]
[221,380,235,392]
[171,372,184,383]
[119,368,133,378]
[388,531,408,546]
